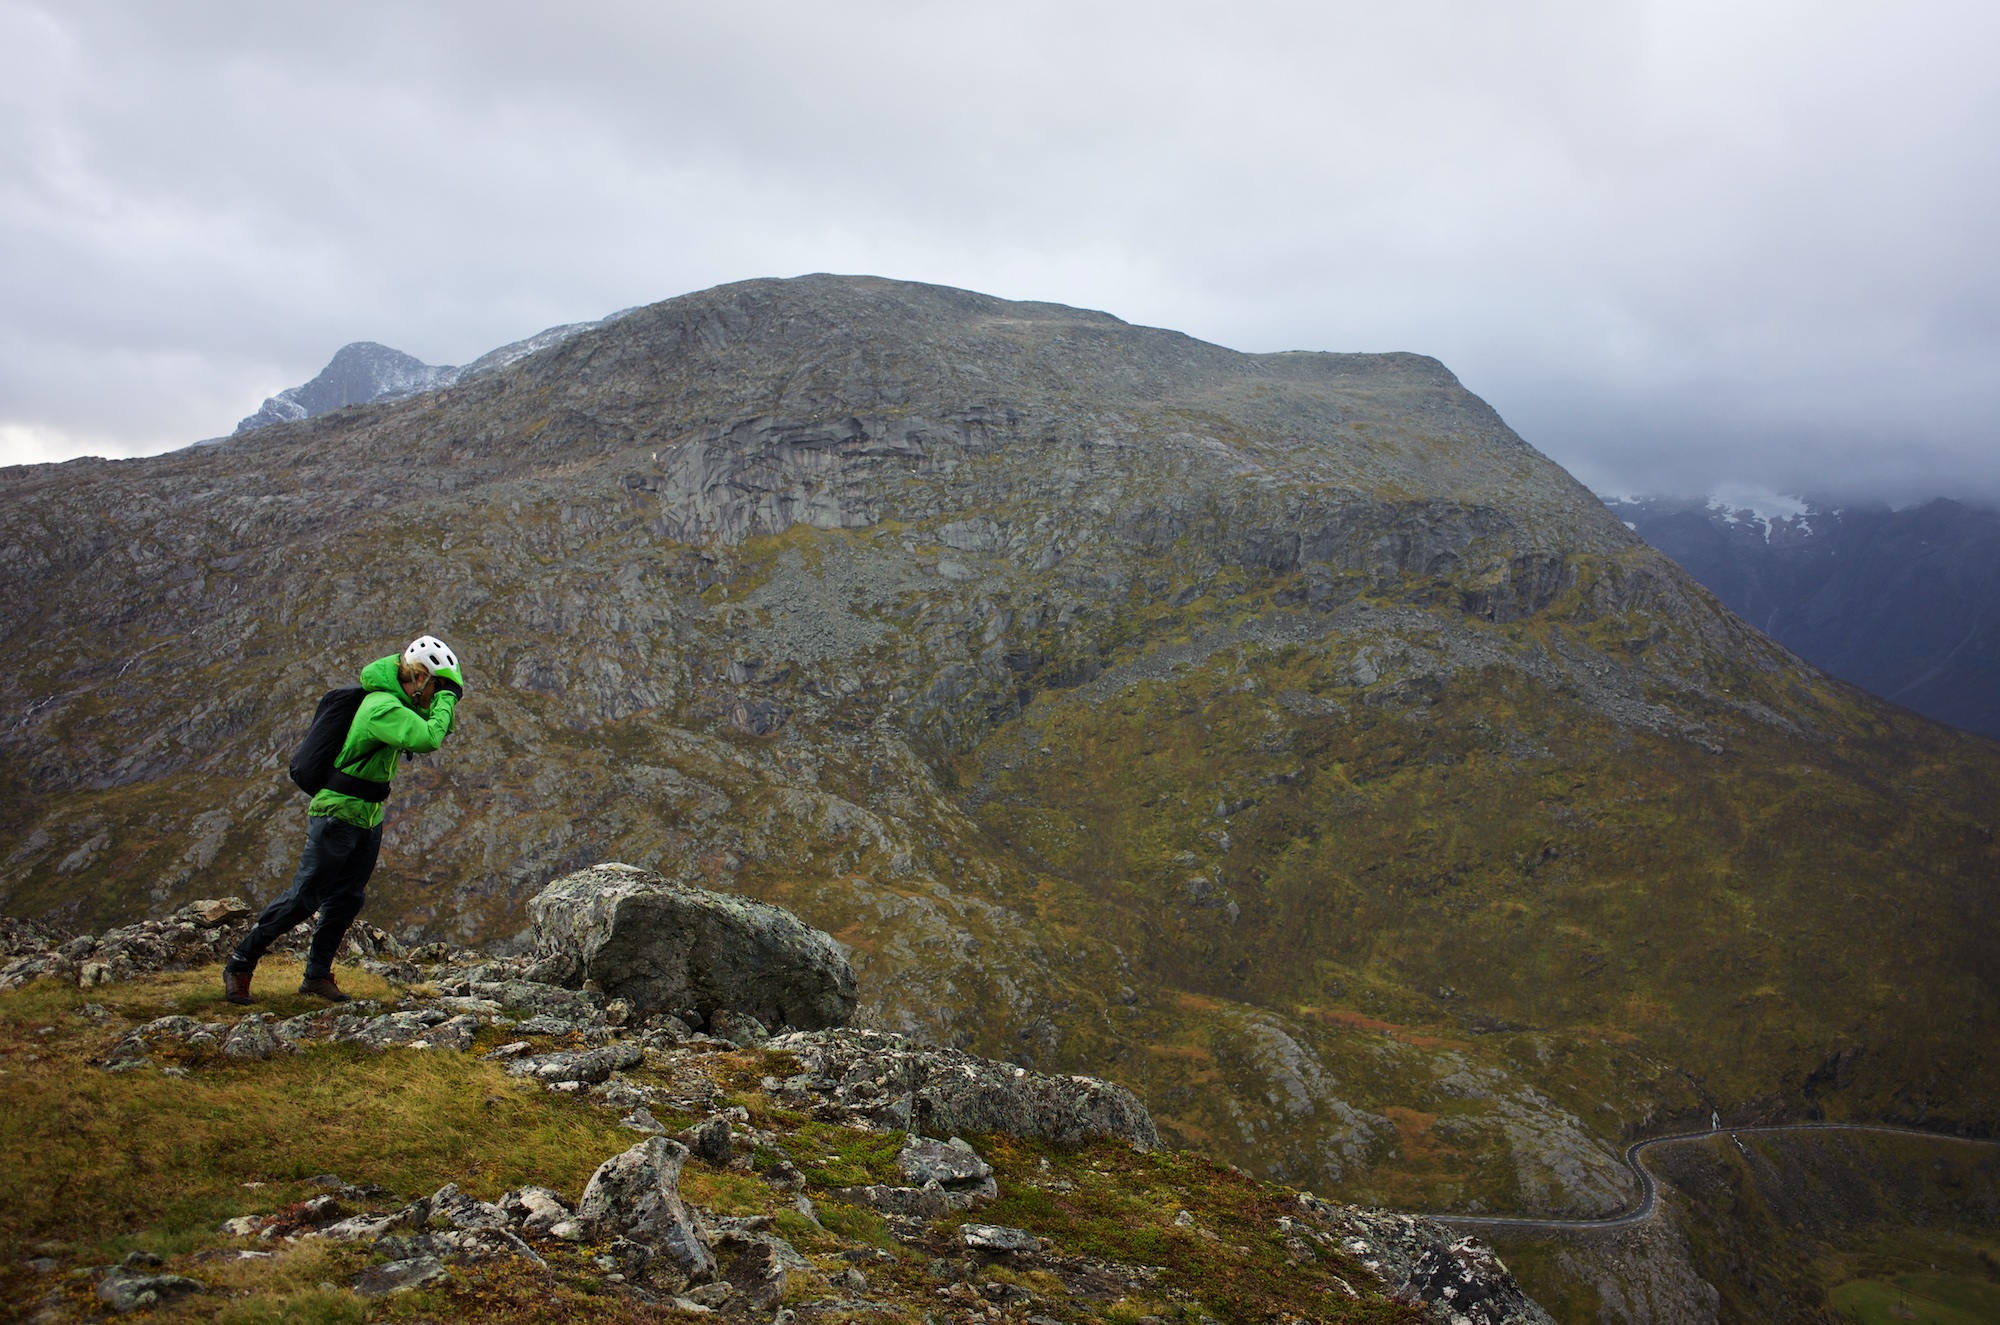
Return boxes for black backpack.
[288,686,392,802]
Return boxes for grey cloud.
[2,0,1997,504]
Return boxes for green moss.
[791,1122,906,1189]
[811,1198,899,1251]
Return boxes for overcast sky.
[4,1,1997,503]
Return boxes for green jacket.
[308,655,458,829]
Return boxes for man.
[223,636,464,1003]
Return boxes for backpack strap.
[324,738,392,803]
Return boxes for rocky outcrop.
[764,1026,1159,1150]
[1292,1195,1557,1325]
[827,1135,1000,1219]
[0,899,402,992]
[0,898,252,990]
[576,1137,716,1279]
[527,863,858,1031]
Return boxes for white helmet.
[403,634,459,674]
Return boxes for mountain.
[234,311,636,434]
[1604,494,2000,738]
[5,275,1999,1321]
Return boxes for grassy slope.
[0,963,1424,1325]
[963,569,2000,1169]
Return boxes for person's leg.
[226,817,356,973]
[303,822,380,980]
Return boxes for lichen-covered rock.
[469,979,603,1023]
[575,1137,716,1278]
[826,1183,952,1217]
[766,1027,1158,1150]
[898,1135,992,1186]
[429,1183,510,1230]
[220,1014,285,1060]
[97,1267,204,1313]
[336,1010,479,1052]
[677,1117,734,1165]
[417,1227,546,1265]
[504,1041,643,1087]
[709,1008,771,1045]
[1294,1194,1557,1325]
[501,1185,573,1234]
[961,1224,1040,1253]
[527,863,857,1030]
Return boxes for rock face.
[528,863,858,1031]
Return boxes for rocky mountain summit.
[4,274,1999,1320]
[233,310,636,434]
[2,869,1551,1325]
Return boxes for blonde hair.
[397,657,433,690]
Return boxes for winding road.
[1417,1122,2000,1233]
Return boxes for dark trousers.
[227,816,381,979]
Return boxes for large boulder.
[527,863,857,1031]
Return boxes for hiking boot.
[298,975,352,1003]
[222,969,253,1005]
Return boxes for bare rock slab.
[528,863,857,1030]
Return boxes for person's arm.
[365,690,457,754]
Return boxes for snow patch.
[1707,491,1811,540]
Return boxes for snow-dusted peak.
[233,308,639,435]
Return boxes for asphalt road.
[1418,1122,2000,1233]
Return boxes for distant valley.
[1604,494,2000,740]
